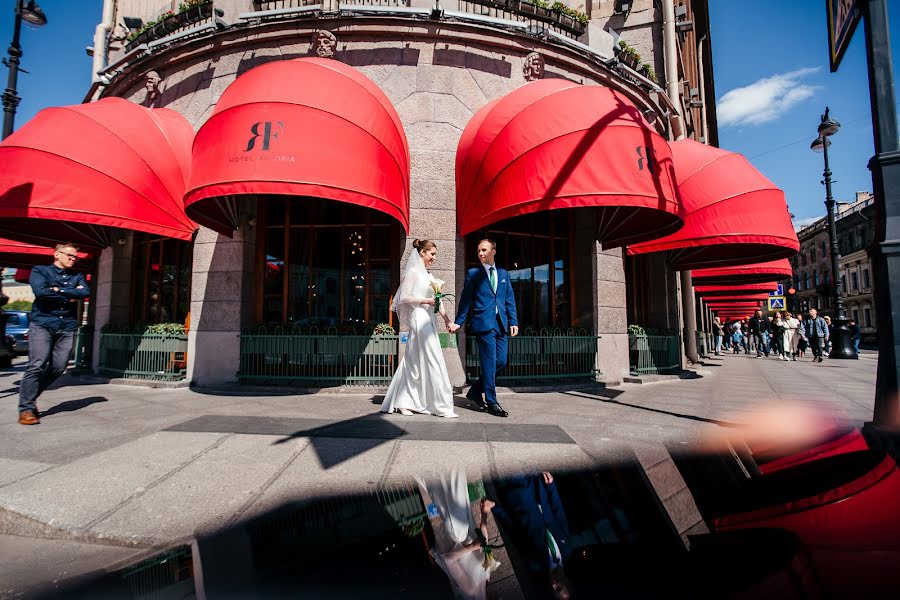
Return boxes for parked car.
[4,310,29,356]
[0,314,12,368]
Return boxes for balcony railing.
[99,332,189,380]
[239,327,399,385]
[465,329,600,385]
[459,0,587,38]
[629,334,681,376]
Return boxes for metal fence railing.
[72,326,94,371]
[99,333,188,380]
[239,331,399,386]
[119,545,195,599]
[465,332,600,385]
[629,334,681,375]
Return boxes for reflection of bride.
[380,239,458,418]
[417,470,499,600]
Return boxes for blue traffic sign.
[769,283,784,296]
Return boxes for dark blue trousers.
[471,320,508,405]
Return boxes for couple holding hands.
[380,238,518,419]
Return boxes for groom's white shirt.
[481,262,496,279]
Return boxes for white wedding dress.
[380,250,458,418]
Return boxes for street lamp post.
[810,107,858,359]
[2,0,47,140]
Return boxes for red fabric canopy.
[699,294,771,303]
[0,238,92,269]
[185,58,410,235]
[695,282,778,297]
[0,97,196,249]
[456,79,681,247]
[692,259,794,286]
[628,139,799,269]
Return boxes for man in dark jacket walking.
[748,310,770,357]
[802,308,830,363]
[17,243,90,425]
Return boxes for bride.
[380,239,459,418]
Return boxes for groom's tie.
[489,266,497,293]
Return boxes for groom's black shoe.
[487,403,508,418]
[466,389,488,412]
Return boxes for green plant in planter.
[374,323,396,336]
[534,0,550,9]
[550,1,567,12]
[574,10,588,25]
[145,323,186,336]
[177,0,210,12]
[627,324,646,336]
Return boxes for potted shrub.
[533,0,551,19]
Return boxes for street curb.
[0,506,160,549]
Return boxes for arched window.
[813,269,819,286]
[803,271,810,290]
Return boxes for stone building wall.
[99,12,669,385]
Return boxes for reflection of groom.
[451,239,518,417]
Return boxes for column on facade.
[91,231,134,373]
[187,204,257,386]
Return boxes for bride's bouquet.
[430,280,454,314]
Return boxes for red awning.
[695,282,778,297]
[692,259,794,286]
[185,58,410,235]
[0,238,92,269]
[699,294,771,303]
[0,98,196,249]
[628,139,799,269]
[456,79,682,247]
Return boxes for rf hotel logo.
[229,121,295,163]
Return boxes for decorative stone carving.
[523,52,545,81]
[310,30,337,58]
[144,70,163,105]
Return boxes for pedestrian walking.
[772,312,786,360]
[796,314,808,358]
[849,319,861,355]
[801,308,829,363]
[17,243,90,425]
[823,315,833,357]
[713,317,724,355]
[783,311,800,361]
[749,310,770,357]
[731,321,743,354]
[740,320,750,354]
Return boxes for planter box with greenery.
[125,0,214,51]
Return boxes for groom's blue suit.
[455,264,518,405]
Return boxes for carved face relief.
[523,52,545,81]
[144,70,162,102]
[311,30,337,58]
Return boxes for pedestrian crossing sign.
[768,296,785,310]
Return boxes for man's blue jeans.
[18,325,75,414]
[754,333,768,356]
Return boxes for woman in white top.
[783,311,801,361]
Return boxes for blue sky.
[709,0,900,226]
[0,1,898,227]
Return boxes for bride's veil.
[391,246,428,331]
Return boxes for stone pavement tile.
[91,434,310,541]
[384,441,490,485]
[488,441,595,476]
[241,436,399,519]
[403,422,486,442]
[0,457,54,487]
[0,533,142,600]
[0,432,225,534]
[644,459,688,501]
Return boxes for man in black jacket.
[748,310,770,357]
[17,244,90,425]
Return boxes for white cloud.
[717,67,822,128]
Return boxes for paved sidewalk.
[0,350,878,596]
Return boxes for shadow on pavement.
[563,390,742,428]
[39,396,108,418]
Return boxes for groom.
[450,239,518,417]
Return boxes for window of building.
[813,269,819,286]
[822,240,828,257]
[466,211,572,330]
[841,274,847,292]
[810,247,816,262]
[863,269,871,289]
[825,271,831,286]
[259,197,401,327]
[131,235,193,325]
[852,308,859,323]
[803,271,809,290]
[851,271,859,291]
[793,274,800,289]
[864,308,873,328]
